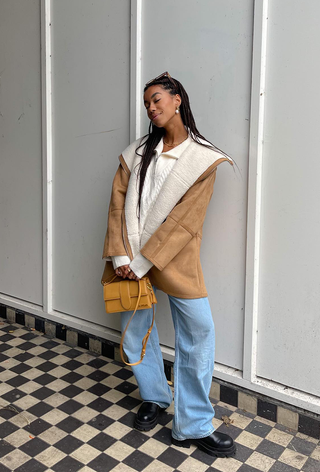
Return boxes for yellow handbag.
[102,275,157,366]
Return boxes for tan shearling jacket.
[101,138,233,299]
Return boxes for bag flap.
[103,279,149,302]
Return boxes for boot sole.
[172,436,236,458]
[134,408,166,432]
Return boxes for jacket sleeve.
[140,168,217,271]
[102,162,129,259]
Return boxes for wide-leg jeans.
[120,286,216,440]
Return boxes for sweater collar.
[154,135,192,160]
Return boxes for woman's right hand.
[115,264,140,281]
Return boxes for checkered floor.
[0,318,319,472]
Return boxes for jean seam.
[149,320,172,407]
[173,307,180,435]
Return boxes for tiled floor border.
[1,302,319,441]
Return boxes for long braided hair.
[135,74,230,216]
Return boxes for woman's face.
[143,85,181,128]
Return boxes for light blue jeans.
[120,286,216,440]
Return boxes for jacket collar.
[122,137,233,257]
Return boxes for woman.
[101,72,235,458]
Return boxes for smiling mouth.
[151,114,161,121]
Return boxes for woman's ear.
[175,94,182,108]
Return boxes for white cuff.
[129,253,153,278]
[111,255,131,270]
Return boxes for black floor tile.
[87,397,112,413]
[16,341,37,351]
[0,343,11,352]
[87,414,114,431]
[245,419,273,438]
[26,401,53,417]
[19,332,38,341]
[115,381,138,395]
[55,416,84,434]
[157,447,187,469]
[288,435,317,456]
[41,340,61,350]
[62,348,83,358]
[19,437,49,457]
[61,359,83,371]
[33,373,56,386]
[113,368,134,381]
[216,422,243,440]
[7,374,30,387]
[88,453,119,472]
[0,439,15,458]
[116,395,141,411]
[269,461,299,471]
[59,385,83,398]
[87,358,108,369]
[256,438,285,459]
[60,372,83,384]
[88,432,117,452]
[123,450,154,471]
[232,442,254,463]
[87,383,111,397]
[1,388,27,404]
[303,457,320,472]
[0,464,11,472]
[54,435,84,454]
[13,352,33,362]
[87,370,109,382]
[118,411,135,428]
[30,386,56,400]
[213,404,235,420]
[121,430,149,449]
[36,360,58,373]
[15,458,47,472]
[25,419,52,436]
[57,399,83,415]
[191,446,219,465]
[238,465,261,472]
[38,350,60,360]
[152,426,172,446]
[52,455,83,472]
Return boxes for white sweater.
[112,135,192,278]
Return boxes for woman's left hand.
[115,264,140,281]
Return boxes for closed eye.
[145,99,161,109]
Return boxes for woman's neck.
[163,124,188,146]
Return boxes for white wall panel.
[0,0,43,305]
[257,0,320,395]
[141,0,254,369]
[51,0,131,329]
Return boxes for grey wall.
[257,0,320,396]
[0,0,43,305]
[51,0,131,328]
